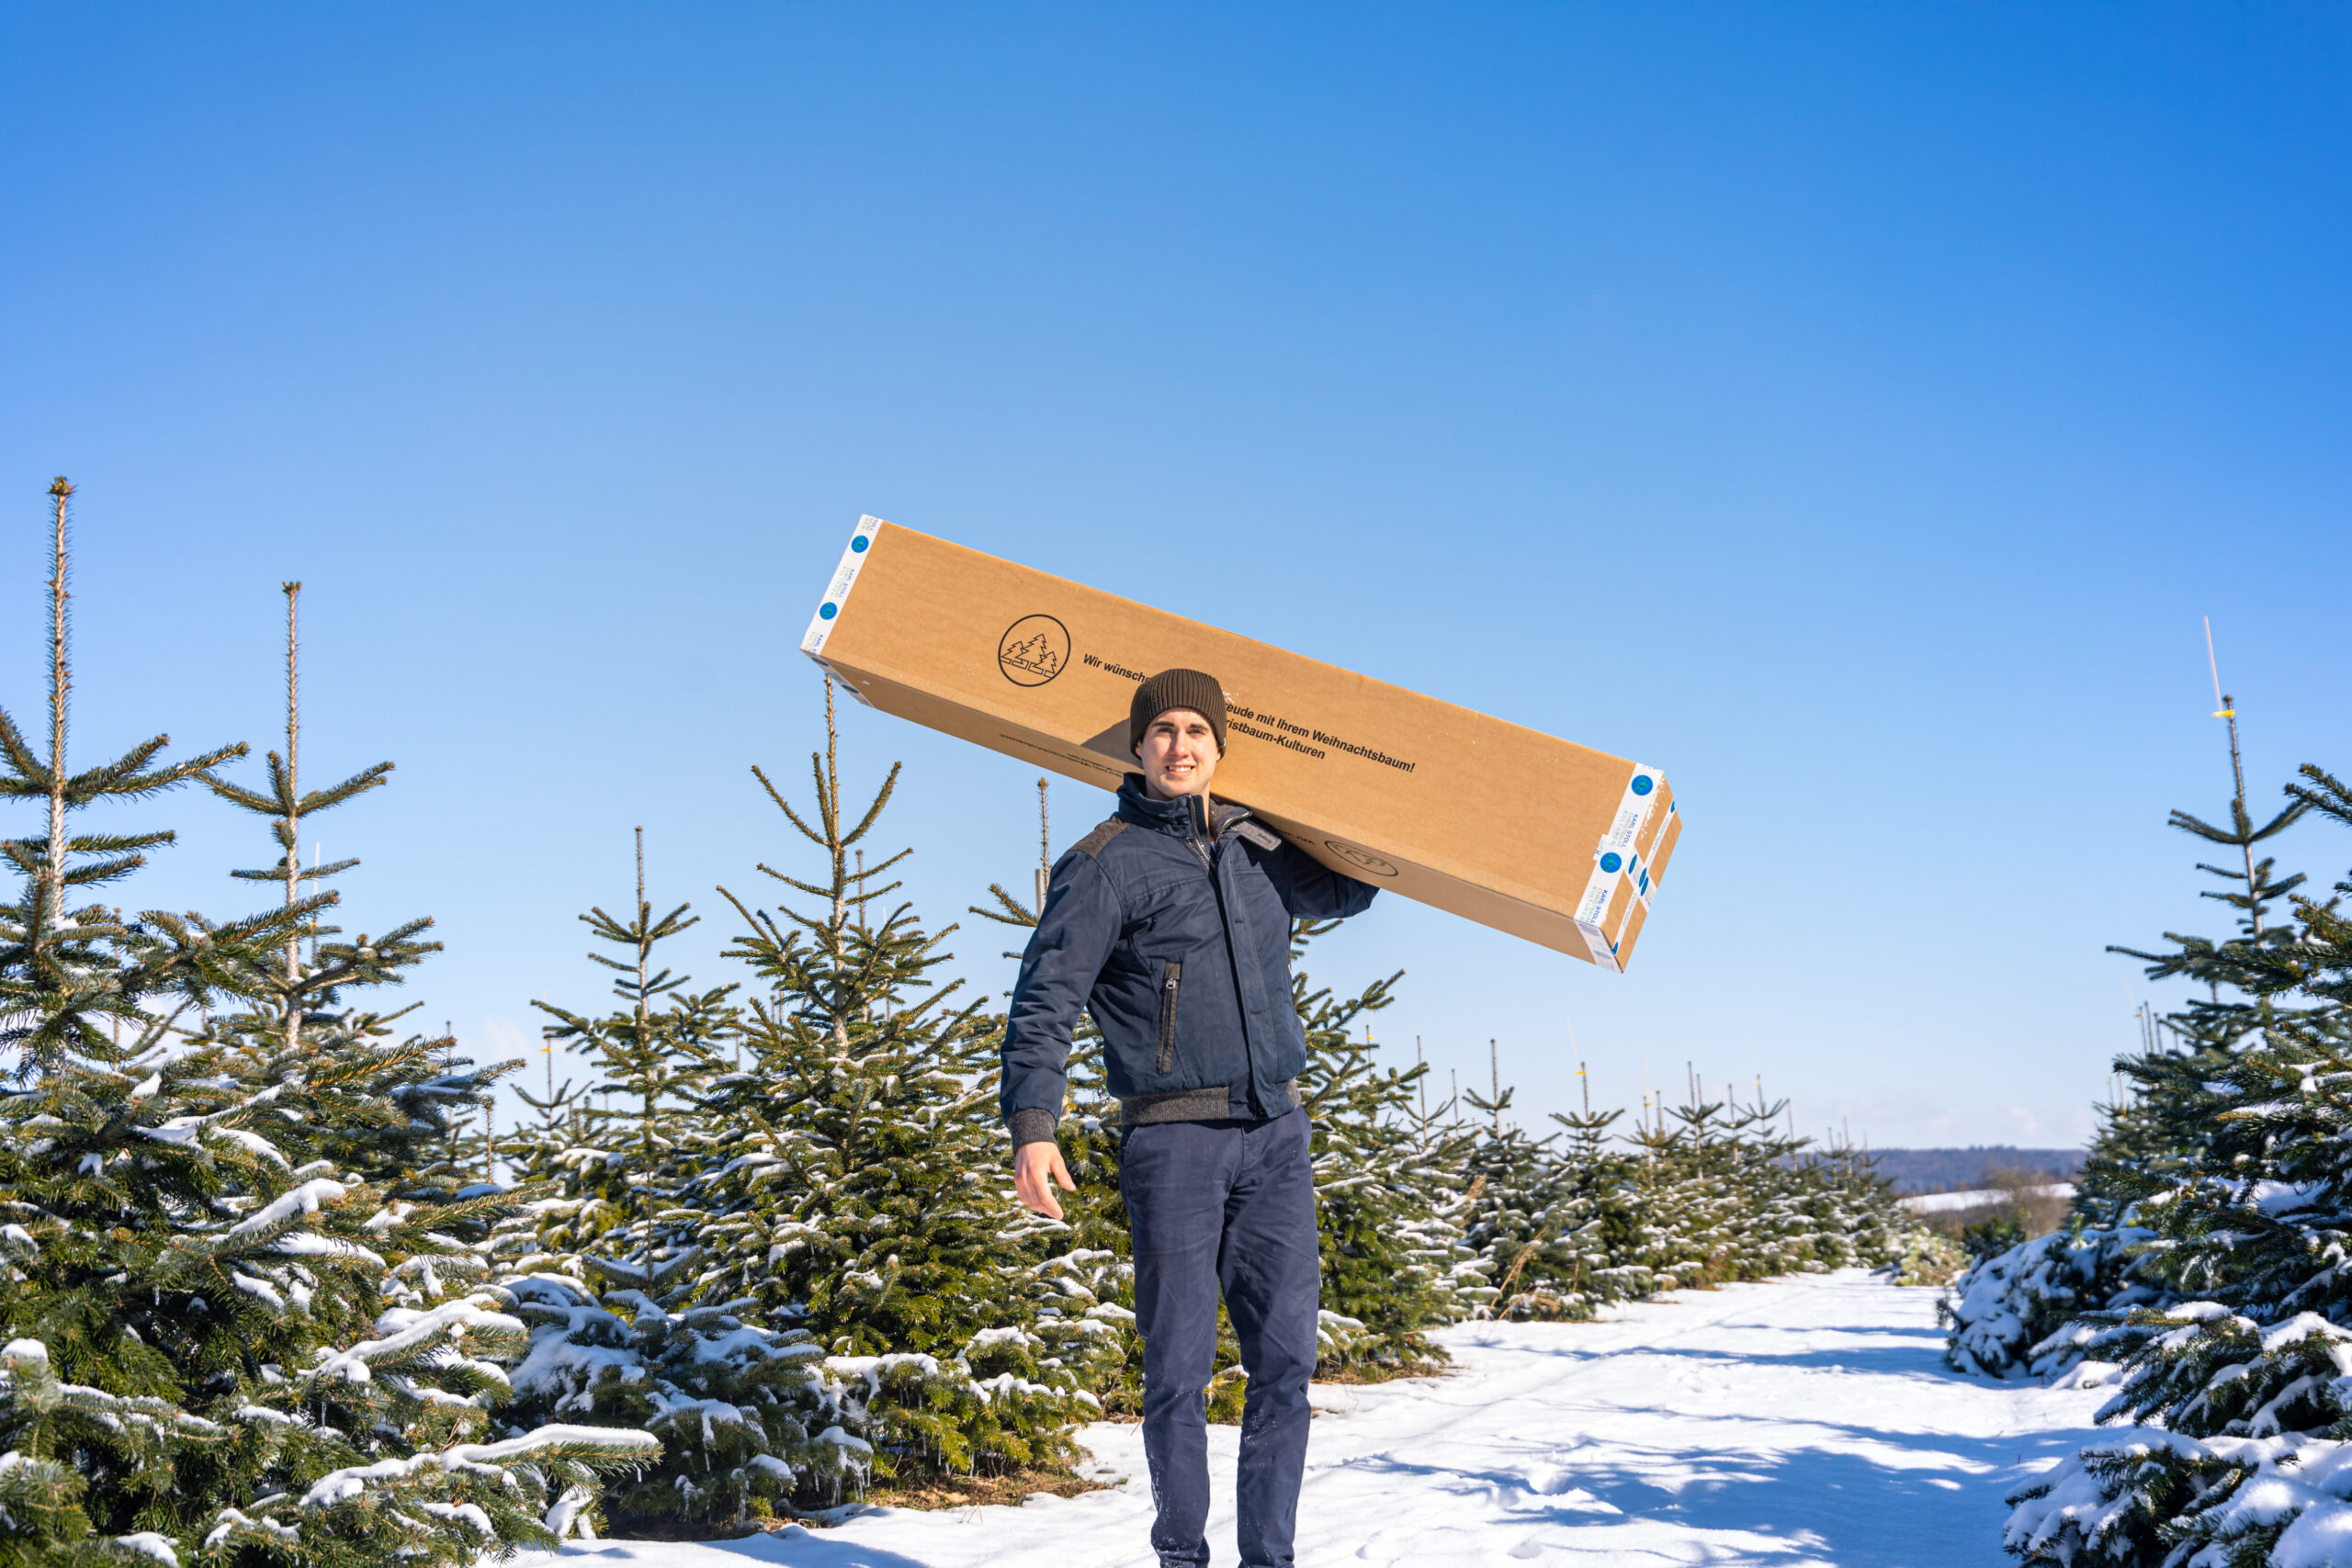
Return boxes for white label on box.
[1633,802,1675,905]
[1594,763,1665,861]
[799,516,885,660]
[1571,763,1668,965]
[1575,862,1619,927]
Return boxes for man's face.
[1136,707,1220,800]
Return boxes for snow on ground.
[509,1270,2104,1567]
[1900,1185,2075,1214]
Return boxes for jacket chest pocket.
[1157,960,1182,1073]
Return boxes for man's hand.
[1014,1140,1077,1220]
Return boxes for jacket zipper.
[1183,795,1214,869]
[1157,960,1182,1073]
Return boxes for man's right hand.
[1014,1140,1077,1220]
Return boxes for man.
[1001,667,1378,1568]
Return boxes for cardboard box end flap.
[800,518,1683,970]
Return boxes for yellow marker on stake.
[2205,616,2234,718]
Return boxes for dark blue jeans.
[1123,1109,1319,1568]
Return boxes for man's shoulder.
[1061,813,1187,878]
[1057,815,1154,874]
[1069,816,1130,861]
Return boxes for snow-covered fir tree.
[1951,716,2301,1392]
[967,791,1145,1418]
[2074,706,2312,1234]
[514,828,739,1281]
[1786,1138,1917,1276]
[1290,924,1477,1365]
[492,1273,847,1534]
[1542,1104,1657,1310]
[1941,1226,2156,1380]
[2004,741,2352,1565]
[487,835,842,1535]
[1626,1089,1760,1286]
[0,488,656,1564]
[1456,1081,1587,1318]
[691,686,1096,1490]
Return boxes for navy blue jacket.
[1000,775,1378,1145]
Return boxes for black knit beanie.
[1129,668,1227,757]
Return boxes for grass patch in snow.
[856,1463,1112,1512]
[1310,1359,1449,1386]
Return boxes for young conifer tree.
[0,483,656,1563]
[196,583,520,1225]
[695,682,1089,1491]
[2001,710,2352,1562]
[0,480,269,1073]
[967,778,1143,1416]
[523,829,738,1284]
[2006,922,2352,1558]
[1623,1083,1752,1289]
[507,1021,588,1166]
[1544,1103,1654,1311]
[201,585,402,1050]
[2076,687,2312,1233]
[1457,1077,1581,1319]
[493,839,841,1537]
[1290,922,1472,1367]
[1947,704,2307,1385]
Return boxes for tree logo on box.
[1325,839,1399,878]
[997,615,1070,686]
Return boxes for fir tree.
[523,829,738,1283]
[1961,699,2307,1398]
[2004,717,2352,1562]
[694,683,1090,1491]
[1290,923,1474,1365]
[492,838,845,1536]
[0,482,656,1563]
[1543,1104,1655,1309]
[493,1272,845,1535]
[0,479,267,1075]
[1457,1079,1583,1319]
[1623,1084,1755,1289]
[967,779,1143,1417]
[192,581,515,1225]
[199,584,408,1057]
[2077,687,2316,1232]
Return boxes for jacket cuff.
[1007,1108,1059,1149]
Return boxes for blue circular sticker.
[1600,852,1623,874]
[1631,774,1654,795]
[851,536,868,553]
[820,603,838,619]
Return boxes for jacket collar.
[1116,774,1248,841]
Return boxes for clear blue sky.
[4,6,2346,1149]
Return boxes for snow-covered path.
[515,1271,2104,1567]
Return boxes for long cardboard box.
[798,518,1680,971]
